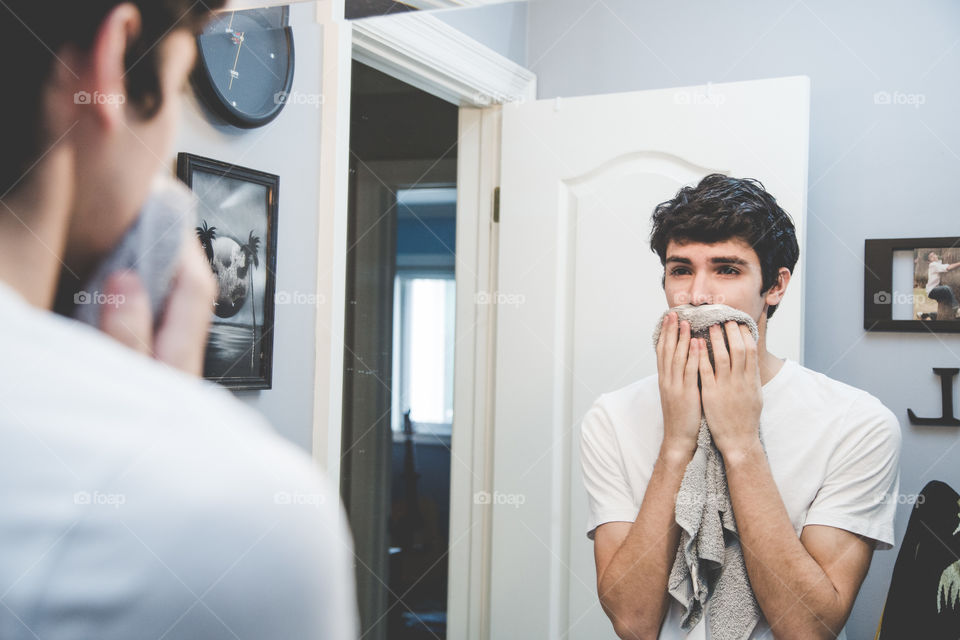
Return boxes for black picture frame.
[864,237,960,333]
[177,152,279,389]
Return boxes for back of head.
[648,173,799,319]
[0,0,225,197]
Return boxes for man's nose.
[688,272,713,305]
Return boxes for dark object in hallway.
[388,413,447,639]
[392,411,426,551]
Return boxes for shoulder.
[1,295,268,437]
[0,298,357,637]
[58,443,354,638]
[580,374,664,468]
[1,296,344,531]
[792,362,901,448]
[583,373,659,432]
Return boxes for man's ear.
[764,267,791,307]
[80,3,142,130]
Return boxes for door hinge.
[493,186,500,223]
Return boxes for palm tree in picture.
[195,221,217,264]
[240,230,261,372]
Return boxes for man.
[0,2,358,638]
[580,174,901,639]
[925,251,960,317]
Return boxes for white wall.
[174,3,324,453]
[527,1,960,637]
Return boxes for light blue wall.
[527,0,960,636]
[175,4,323,453]
[434,1,528,65]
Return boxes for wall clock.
[192,7,295,129]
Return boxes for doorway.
[341,60,459,640]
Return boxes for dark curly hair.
[0,0,225,196]
[649,174,799,319]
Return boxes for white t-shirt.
[0,281,359,640]
[927,260,949,294]
[580,358,901,640]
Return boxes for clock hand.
[228,31,244,91]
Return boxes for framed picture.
[177,152,279,389]
[864,237,960,333]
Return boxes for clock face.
[193,7,295,128]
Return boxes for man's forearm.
[599,446,691,639]
[724,441,845,639]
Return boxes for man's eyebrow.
[710,256,750,266]
[665,255,750,266]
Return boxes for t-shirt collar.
[762,357,794,395]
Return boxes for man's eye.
[669,268,689,276]
[719,267,740,275]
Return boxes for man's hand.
[99,241,216,377]
[656,311,702,458]
[697,321,763,458]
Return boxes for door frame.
[312,7,536,640]
[446,105,502,640]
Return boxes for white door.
[488,76,810,639]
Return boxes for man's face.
[662,237,771,324]
[68,28,197,267]
[123,29,197,184]
[930,252,939,263]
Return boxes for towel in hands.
[651,303,764,640]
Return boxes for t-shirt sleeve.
[802,392,902,550]
[579,398,639,541]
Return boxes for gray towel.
[70,174,196,328]
[651,304,764,639]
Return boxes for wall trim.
[312,0,351,492]
[352,11,536,107]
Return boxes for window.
[392,272,456,436]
